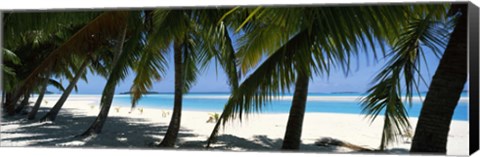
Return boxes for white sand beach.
[0,95,469,155]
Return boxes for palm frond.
[48,79,65,91]
[9,11,131,104]
[130,34,169,108]
[221,29,317,124]
[3,11,101,49]
[360,12,450,150]
[2,48,22,65]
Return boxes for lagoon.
[109,93,469,121]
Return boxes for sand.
[0,95,469,155]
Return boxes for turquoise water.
[112,93,469,121]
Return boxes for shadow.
[177,134,343,153]
[1,108,409,155]
[1,107,196,148]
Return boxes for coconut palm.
[5,11,135,124]
[39,57,90,122]
[2,11,101,116]
[80,23,131,136]
[5,10,151,135]
[2,27,84,116]
[4,17,98,119]
[127,9,245,147]
[360,11,452,150]
[80,11,156,136]
[410,4,469,153]
[2,48,22,111]
[209,5,447,150]
[360,3,469,153]
[27,66,53,120]
[145,9,214,147]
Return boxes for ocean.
[111,93,469,121]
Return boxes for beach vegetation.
[0,3,469,154]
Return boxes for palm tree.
[2,28,80,116]
[360,11,451,150]
[209,5,445,150]
[2,48,22,113]
[27,66,53,120]
[410,4,469,153]
[14,90,31,113]
[80,22,132,136]
[149,10,208,147]
[2,11,101,116]
[39,57,90,122]
[80,10,159,136]
[5,10,147,135]
[204,20,241,148]
[4,11,134,124]
[128,9,242,147]
[360,3,469,153]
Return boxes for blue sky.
[44,24,470,94]
[47,43,470,94]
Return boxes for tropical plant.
[2,48,22,92]
[410,4,469,153]
[40,57,90,122]
[81,11,148,136]
[361,11,451,150]
[208,5,447,150]
[80,25,129,135]
[2,11,100,116]
[4,11,136,128]
[27,66,54,120]
[128,9,245,147]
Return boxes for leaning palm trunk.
[15,92,31,113]
[206,112,226,148]
[28,69,52,120]
[80,75,118,135]
[158,40,184,147]
[81,25,128,136]
[39,58,89,122]
[281,72,310,150]
[206,27,240,148]
[410,4,468,154]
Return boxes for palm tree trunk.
[281,73,310,150]
[39,58,89,122]
[158,40,184,147]
[206,112,224,148]
[3,92,15,115]
[15,92,31,114]
[80,79,117,135]
[80,25,128,136]
[206,27,239,148]
[410,4,468,154]
[28,70,52,120]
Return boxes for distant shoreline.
[37,94,469,121]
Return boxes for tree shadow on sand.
[178,134,347,152]
[1,107,408,154]
[1,107,196,148]
[177,134,408,155]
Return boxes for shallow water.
[111,93,469,121]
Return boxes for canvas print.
[1,2,477,156]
